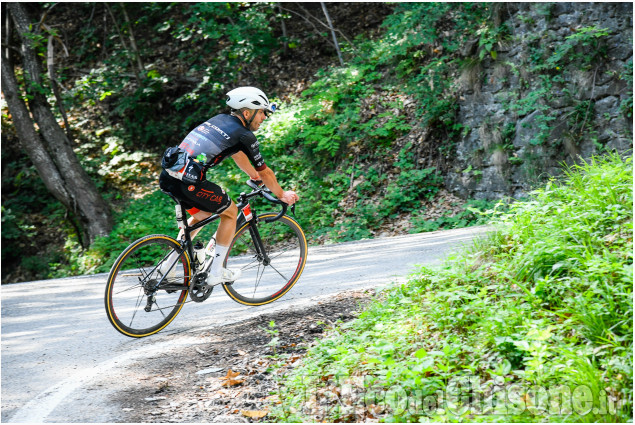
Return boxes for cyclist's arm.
[259,167,299,205]
[231,151,260,181]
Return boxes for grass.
[269,153,633,423]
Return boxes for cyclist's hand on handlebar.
[280,190,299,205]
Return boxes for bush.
[271,154,633,423]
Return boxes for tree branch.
[120,2,144,74]
[277,4,356,53]
[104,2,141,85]
[294,3,356,50]
[46,32,72,138]
[320,2,344,66]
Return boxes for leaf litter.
[110,289,374,423]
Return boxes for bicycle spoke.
[252,263,266,299]
[153,299,168,319]
[268,263,289,282]
[106,235,190,337]
[239,257,264,272]
[224,214,306,305]
[128,289,146,328]
[114,283,144,295]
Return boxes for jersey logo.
[196,125,210,135]
[211,125,230,140]
[188,185,195,192]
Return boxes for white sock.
[210,244,230,276]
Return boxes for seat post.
[161,189,192,236]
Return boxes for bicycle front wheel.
[105,235,191,338]
[223,213,307,305]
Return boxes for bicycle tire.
[222,213,307,305]
[105,234,191,337]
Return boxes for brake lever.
[291,204,296,216]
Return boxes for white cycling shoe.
[207,267,242,286]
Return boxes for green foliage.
[66,190,177,275]
[63,3,283,150]
[410,199,504,233]
[541,26,611,72]
[476,21,511,61]
[507,25,613,147]
[0,146,74,280]
[5,2,631,283]
[271,154,633,422]
[620,60,633,119]
[254,2,498,242]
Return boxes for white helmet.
[226,86,275,114]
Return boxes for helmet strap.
[245,109,257,130]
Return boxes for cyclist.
[159,86,299,285]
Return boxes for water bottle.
[205,237,216,257]
[175,205,184,229]
[193,241,206,267]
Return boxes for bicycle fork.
[247,221,270,266]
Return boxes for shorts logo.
[188,185,195,191]
[195,188,224,203]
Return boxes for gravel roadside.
[109,289,376,423]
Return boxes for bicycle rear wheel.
[105,235,191,337]
[223,213,307,305]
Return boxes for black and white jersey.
[178,114,266,171]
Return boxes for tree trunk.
[1,58,73,208]
[6,3,113,245]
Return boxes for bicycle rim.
[223,214,307,305]
[105,235,190,337]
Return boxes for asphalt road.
[1,226,490,423]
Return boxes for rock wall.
[446,2,633,200]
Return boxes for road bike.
[104,180,307,338]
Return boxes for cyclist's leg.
[171,178,239,281]
[161,172,230,241]
[208,201,240,281]
[159,171,210,276]
[182,208,213,240]
[216,201,237,246]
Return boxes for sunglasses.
[264,104,277,118]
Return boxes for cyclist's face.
[248,109,267,131]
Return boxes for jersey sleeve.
[239,132,267,171]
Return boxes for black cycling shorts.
[159,170,231,215]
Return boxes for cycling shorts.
[159,171,231,215]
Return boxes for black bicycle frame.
[164,186,286,282]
